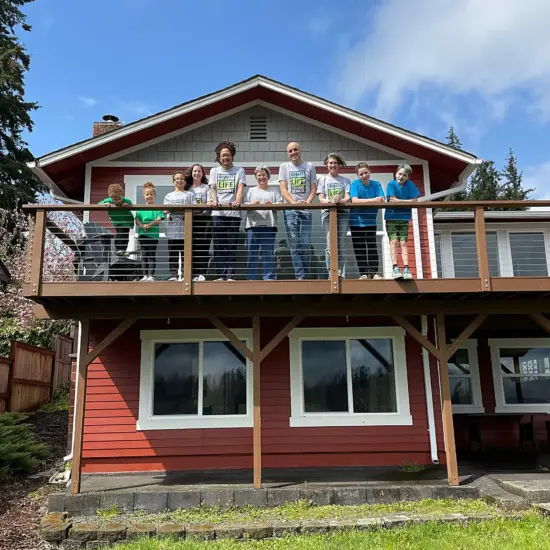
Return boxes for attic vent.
[249,116,267,140]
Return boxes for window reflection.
[302,340,348,412]
[203,341,247,416]
[451,233,499,277]
[153,342,199,415]
[510,233,548,276]
[450,378,472,405]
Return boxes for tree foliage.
[0,0,44,212]
[446,125,463,151]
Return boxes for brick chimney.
[93,114,122,137]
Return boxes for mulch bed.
[0,410,68,550]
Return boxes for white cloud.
[118,100,157,119]
[525,162,550,199]
[338,0,550,121]
[78,96,99,108]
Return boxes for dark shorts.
[386,220,410,242]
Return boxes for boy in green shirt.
[98,183,134,256]
[135,182,164,281]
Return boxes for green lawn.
[113,516,550,550]
[94,498,498,525]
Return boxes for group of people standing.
[99,140,420,282]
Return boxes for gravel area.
[0,410,68,550]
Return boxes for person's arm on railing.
[209,168,218,207]
[232,168,246,208]
[305,164,317,204]
[350,179,385,204]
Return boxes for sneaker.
[372,274,383,280]
[214,277,225,281]
[197,275,206,282]
[403,267,413,280]
[338,270,345,279]
[115,250,125,257]
[296,277,305,281]
[359,274,370,280]
[140,276,148,282]
[392,267,403,280]
[168,277,178,281]
[193,276,200,282]
[148,276,155,281]
[226,278,235,281]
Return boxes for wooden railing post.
[28,210,46,295]
[183,209,193,293]
[475,206,491,291]
[329,206,340,293]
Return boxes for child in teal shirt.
[98,183,134,256]
[135,182,164,281]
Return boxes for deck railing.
[22,201,550,298]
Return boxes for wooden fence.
[0,335,74,413]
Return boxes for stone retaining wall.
[42,511,524,548]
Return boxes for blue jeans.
[283,210,312,280]
[321,210,349,275]
[246,227,277,280]
[212,216,241,279]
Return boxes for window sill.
[289,414,413,428]
[137,415,253,431]
[452,406,485,414]
[494,406,550,415]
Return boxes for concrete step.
[492,475,550,503]
[474,477,529,510]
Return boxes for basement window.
[249,116,267,141]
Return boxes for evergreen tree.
[501,148,534,208]
[467,161,503,208]
[446,125,463,150]
[0,0,44,212]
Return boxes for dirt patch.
[0,410,68,550]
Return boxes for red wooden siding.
[81,317,444,474]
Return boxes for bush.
[0,412,50,483]
[39,382,70,413]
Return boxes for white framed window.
[448,340,484,413]
[289,327,412,427]
[489,338,550,413]
[138,329,253,430]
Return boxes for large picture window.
[447,340,484,413]
[489,338,550,413]
[139,329,253,430]
[289,328,411,427]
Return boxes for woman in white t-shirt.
[244,165,283,281]
[209,141,246,281]
[317,153,351,278]
[163,172,193,281]
[184,164,212,282]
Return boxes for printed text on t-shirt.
[217,173,236,192]
[289,171,306,194]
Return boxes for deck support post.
[28,210,46,296]
[392,313,488,486]
[435,314,459,486]
[183,209,193,294]
[475,206,491,291]
[252,316,262,488]
[71,318,137,494]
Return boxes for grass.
[399,461,426,473]
[89,499,501,526]
[112,515,550,550]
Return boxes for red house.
[24,76,550,494]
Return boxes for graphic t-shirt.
[316,175,351,215]
[189,183,211,216]
[349,179,385,227]
[98,197,134,227]
[278,161,317,203]
[209,166,246,218]
[245,186,283,228]
[135,210,164,239]
[163,190,193,239]
[385,179,421,221]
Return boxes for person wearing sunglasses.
[278,142,317,280]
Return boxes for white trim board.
[36,76,479,167]
[90,160,413,168]
[288,327,412,427]
[448,339,484,414]
[138,329,253,430]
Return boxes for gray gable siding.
[114,106,404,163]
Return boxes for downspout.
[421,315,439,464]
[64,320,83,462]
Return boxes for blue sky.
[21,0,550,196]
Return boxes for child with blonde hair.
[98,183,134,256]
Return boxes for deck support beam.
[529,312,550,336]
[252,316,262,488]
[71,318,137,494]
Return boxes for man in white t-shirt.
[278,142,317,280]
